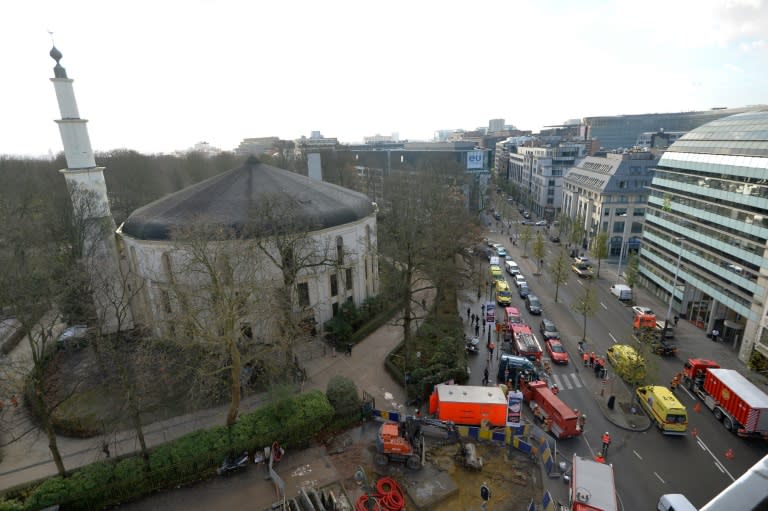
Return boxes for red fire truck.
[569,455,618,511]
[510,323,543,361]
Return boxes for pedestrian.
[475,324,480,337]
[483,367,489,386]
[471,313,476,324]
[102,441,111,458]
[467,307,471,320]
[481,304,485,315]
[674,315,679,326]
[489,343,495,357]
[670,374,680,391]
[346,343,353,356]
[589,352,595,368]
[601,431,611,458]
[482,318,486,328]
[711,328,720,343]
[582,351,589,367]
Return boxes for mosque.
[49,47,379,338]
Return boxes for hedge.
[0,391,334,511]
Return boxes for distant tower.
[50,46,131,332]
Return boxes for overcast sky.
[4,0,767,157]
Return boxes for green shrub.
[325,376,360,419]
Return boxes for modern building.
[635,131,686,150]
[488,118,505,133]
[639,109,768,362]
[583,106,765,151]
[562,150,659,254]
[506,142,588,220]
[294,131,339,158]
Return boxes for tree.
[624,252,640,293]
[548,248,571,303]
[568,214,586,251]
[532,231,546,275]
[572,281,598,342]
[326,375,360,420]
[519,225,533,258]
[591,231,609,279]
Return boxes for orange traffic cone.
[693,403,702,413]
[725,448,734,460]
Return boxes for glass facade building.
[640,110,768,362]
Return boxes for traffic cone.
[693,403,702,413]
[725,448,734,460]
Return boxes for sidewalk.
[0,294,426,491]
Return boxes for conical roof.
[121,160,373,241]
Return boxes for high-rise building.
[584,106,765,151]
[488,118,505,133]
[639,109,768,362]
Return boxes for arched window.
[336,236,344,265]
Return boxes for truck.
[521,379,583,439]
[511,323,543,361]
[633,313,677,355]
[681,358,768,438]
[568,455,618,511]
[497,354,536,385]
[428,384,508,427]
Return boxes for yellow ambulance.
[495,281,512,306]
[636,385,688,435]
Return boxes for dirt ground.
[326,431,543,511]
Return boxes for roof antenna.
[48,29,54,45]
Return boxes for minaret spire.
[50,47,131,332]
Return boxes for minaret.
[50,47,131,332]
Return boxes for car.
[496,247,507,258]
[573,256,590,265]
[535,220,547,226]
[513,274,527,287]
[545,339,569,364]
[571,263,594,278]
[521,220,535,226]
[518,283,531,298]
[539,319,560,340]
[632,306,654,317]
[606,344,647,383]
[549,234,560,243]
[522,211,531,219]
[56,325,90,350]
[486,239,497,247]
[525,295,542,315]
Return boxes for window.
[634,208,645,216]
[619,181,627,189]
[346,268,353,290]
[330,274,338,296]
[616,208,627,216]
[332,302,339,316]
[604,208,610,216]
[336,236,344,265]
[613,221,625,233]
[297,282,310,307]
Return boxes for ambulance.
[636,385,688,435]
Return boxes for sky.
[3,0,768,157]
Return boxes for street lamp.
[615,213,628,285]
[664,237,685,331]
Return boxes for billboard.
[506,390,523,427]
[467,150,484,170]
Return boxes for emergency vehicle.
[569,455,618,511]
[635,385,688,435]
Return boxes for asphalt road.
[483,205,768,509]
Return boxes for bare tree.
[532,231,546,275]
[519,225,533,258]
[548,247,571,303]
[572,281,598,342]
[591,231,609,279]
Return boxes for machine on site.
[374,417,425,470]
[633,312,677,355]
[681,358,768,438]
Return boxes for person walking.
[346,343,353,356]
[475,324,480,337]
[471,313,476,325]
[670,373,680,391]
[601,431,611,458]
[711,328,720,343]
[582,351,589,367]
[467,307,471,321]
[674,315,680,326]
[589,352,595,368]
[483,366,489,386]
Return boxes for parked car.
[505,260,521,275]
[632,306,654,317]
[521,220,536,226]
[56,325,90,350]
[493,212,501,220]
[518,283,531,298]
[522,211,531,219]
[535,220,547,226]
[496,247,507,258]
[545,339,569,364]
[525,295,542,315]
[549,234,560,243]
[539,319,560,340]
[513,274,527,288]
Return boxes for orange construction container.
[429,384,508,427]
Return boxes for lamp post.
[664,237,685,331]
[615,213,628,285]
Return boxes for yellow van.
[489,265,504,285]
[636,385,688,435]
[496,281,512,306]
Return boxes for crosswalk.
[546,369,583,390]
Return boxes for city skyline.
[3,0,767,157]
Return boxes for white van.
[505,260,520,275]
[610,284,632,302]
[657,493,697,511]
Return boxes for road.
[481,204,768,509]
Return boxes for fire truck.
[681,358,768,438]
[568,455,618,511]
[521,380,583,439]
[510,323,543,361]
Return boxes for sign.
[506,390,523,427]
[467,150,484,170]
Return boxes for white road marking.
[609,333,618,344]
[654,472,666,484]
[561,374,573,390]
[600,302,608,310]
[680,385,696,400]
[695,434,736,482]
[633,450,643,460]
[570,373,583,388]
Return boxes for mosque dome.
[121,160,374,241]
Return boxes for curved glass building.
[640,109,768,363]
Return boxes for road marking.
[600,302,608,310]
[680,385,696,400]
[561,374,573,390]
[696,437,707,450]
[695,433,736,482]
[633,450,643,460]
[609,333,618,344]
[654,472,666,484]
[570,373,582,388]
